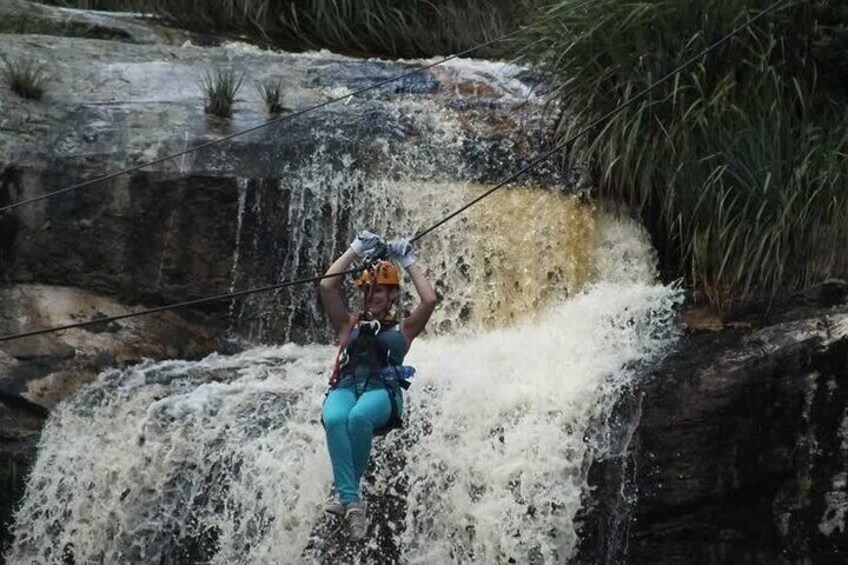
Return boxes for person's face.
[366,284,398,317]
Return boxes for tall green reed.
[143,0,537,58]
[525,0,848,307]
[37,0,143,11]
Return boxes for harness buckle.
[359,318,381,335]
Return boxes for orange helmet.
[355,260,400,288]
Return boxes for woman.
[318,231,437,540]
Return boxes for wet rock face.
[0,285,222,404]
[0,7,561,551]
[2,169,241,308]
[578,302,848,564]
[0,392,46,557]
[0,26,558,347]
[0,1,560,393]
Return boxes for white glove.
[387,238,416,268]
[350,230,383,257]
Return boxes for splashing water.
[1,48,684,563]
[5,205,681,563]
[222,85,565,343]
[398,282,679,563]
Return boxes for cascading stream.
[5,195,682,563]
[218,55,561,345]
[4,52,682,565]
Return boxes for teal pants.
[322,377,399,503]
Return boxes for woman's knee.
[346,409,373,431]
[322,407,349,430]
[348,400,390,431]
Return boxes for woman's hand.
[350,231,383,257]
[387,238,416,268]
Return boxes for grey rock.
[0,284,221,408]
[577,301,848,564]
[1,335,76,361]
[0,0,162,44]
[0,23,559,354]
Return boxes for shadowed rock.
[577,292,848,564]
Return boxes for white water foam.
[6,278,680,564]
[400,281,679,562]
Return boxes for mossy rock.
[0,11,131,40]
[0,0,156,43]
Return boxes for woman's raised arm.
[387,239,438,344]
[318,248,358,336]
[319,231,384,337]
[401,263,438,343]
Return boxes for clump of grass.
[525,0,848,308]
[200,68,244,119]
[1,55,47,100]
[36,0,142,11]
[256,77,288,117]
[142,0,538,58]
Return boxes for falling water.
[5,198,681,564]
[5,52,681,564]
[219,57,562,344]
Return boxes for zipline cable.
[0,4,587,215]
[0,268,360,342]
[412,0,793,243]
[0,0,792,344]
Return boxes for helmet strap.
[356,262,374,306]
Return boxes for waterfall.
[5,198,681,563]
[4,51,682,565]
[217,54,563,345]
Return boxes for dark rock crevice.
[0,390,48,558]
[0,165,22,271]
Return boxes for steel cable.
[0,5,584,214]
[0,0,792,343]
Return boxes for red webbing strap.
[327,314,361,387]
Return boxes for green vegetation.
[47,0,535,58]
[200,68,244,119]
[526,0,848,307]
[256,77,288,117]
[1,55,47,100]
[36,0,142,11]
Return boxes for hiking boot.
[345,500,367,540]
[323,499,346,517]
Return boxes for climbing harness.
[323,312,415,436]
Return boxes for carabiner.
[360,318,381,335]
